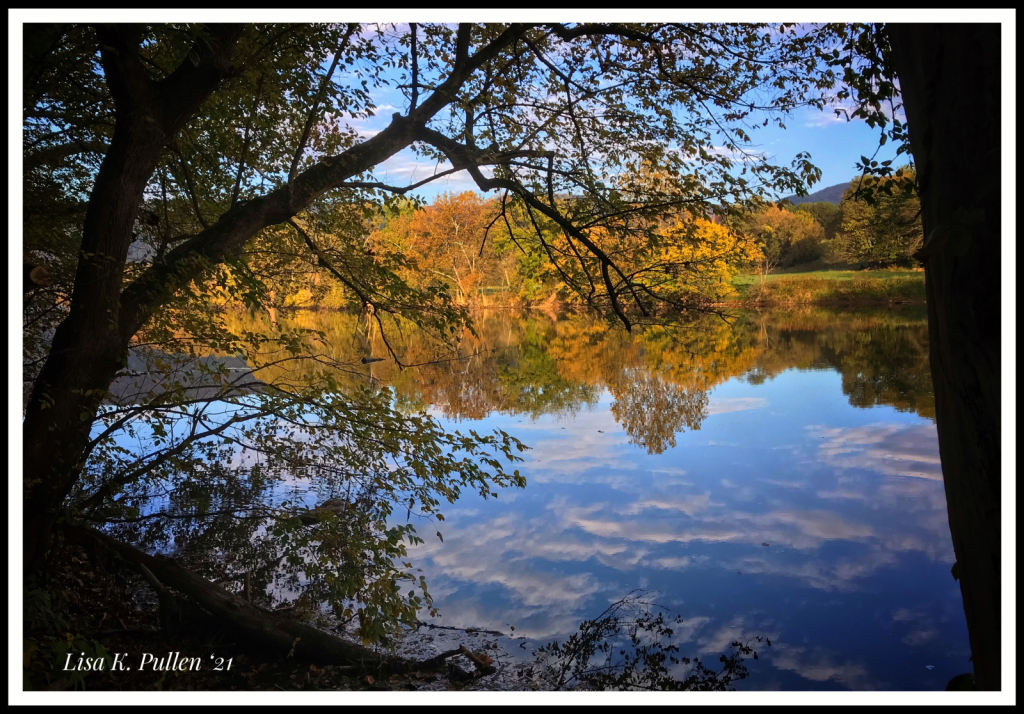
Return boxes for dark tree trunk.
[21,24,244,572]
[22,66,167,571]
[887,23,1002,690]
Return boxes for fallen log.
[136,562,217,636]
[68,525,481,679]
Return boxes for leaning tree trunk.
[887,24,1002,690]
[22,25,243,573]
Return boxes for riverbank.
[724,271,925,306]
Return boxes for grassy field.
[728,267,925,304]
[732,264,924,285]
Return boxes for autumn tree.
[658,217,761,300]
[391,191,505,303]
[827,169,923,268]
[730,203,825,280]
[792,201,843,241]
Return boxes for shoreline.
[714,297,926,308]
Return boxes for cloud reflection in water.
[408,366,964,690]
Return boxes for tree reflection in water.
[219,304,933,436]
[112,304,935,590]
[101,305,937,688]
[520,590,767,691]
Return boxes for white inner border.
[8,7,1017,707]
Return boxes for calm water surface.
[115,306,970,690]
[375,308,968,690]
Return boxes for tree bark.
[887,23,1002,690]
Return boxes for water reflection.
[220,305,934,433]
[118,306,967,690]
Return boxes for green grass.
[727,268,925,304]
[732,266,924,285]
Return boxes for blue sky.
[339,41,904,203]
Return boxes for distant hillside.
[784,181,851,206]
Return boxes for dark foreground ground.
[23,539,512,692]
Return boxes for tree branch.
[411,125,640,328]
[154,24,245,134]
[116,25,532,345]
[409,23,420,112]
[288,24,357,192]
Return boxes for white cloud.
[802,97,907,129]
[382,414,953,643]
[770,645,875,689]
[808,422,943,480]
[651,556,691,570]
[706,397,768,415]
[617,492,714,517]
[364,152,498,197]
[803,108,850,128]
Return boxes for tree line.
[230,168,923,314]
[729,167,923,277]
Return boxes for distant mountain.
[783,181,852,206]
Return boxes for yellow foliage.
[659,218,762,300]
[285,288,315,308]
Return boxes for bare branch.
[170,146,210,229]
[288,24,358,193]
